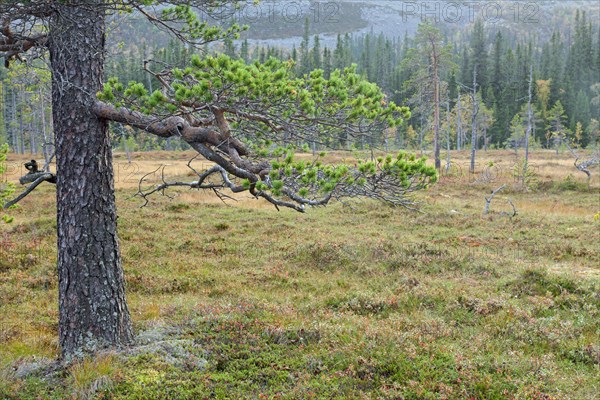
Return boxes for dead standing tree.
[483,184,517,218]
[523,65,534,182]
[457,65,479,174]
[566,142,600,185]
[469,66,479,175]
[1,1,438,360]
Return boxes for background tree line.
[1,9,598,155]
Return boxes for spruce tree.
[240,38,249,63]
[572,90,591,141]
[333,34,344,70]
[322,47,332,78]
[299,17,311,75]
[460,47,470,87]
[224,36,236,58]
[311,35,321,70]
[470,19,488,101]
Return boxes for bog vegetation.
[0,2,599,399]
[1,150,599,399]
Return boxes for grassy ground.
[0,149,599,399]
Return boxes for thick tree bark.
[48,3,133,360]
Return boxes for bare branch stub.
[3,158,56,208]
[134,162,244,208]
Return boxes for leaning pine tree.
[95,55,438,210]
[1,1,437,360]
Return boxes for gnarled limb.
[4,172,56,210]
[95,55,433,212]
[504,199,518,218]
[93,101,249,156]
[483,184,517,218]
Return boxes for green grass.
[1,151,599,399]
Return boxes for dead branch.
[504,199,518,218]
[566,142,599,183]
[135,163,244,207]
[4,172,56,209]
[3,158,56,209]
[483,184,506,215]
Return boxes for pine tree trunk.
[40,88,51,167]
[48,3,133,360]
[483,128,488,152]
[445,102,451,171]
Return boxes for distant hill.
[229,0,600,47]
[108,1,599,51]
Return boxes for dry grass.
[5,148,598,191]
